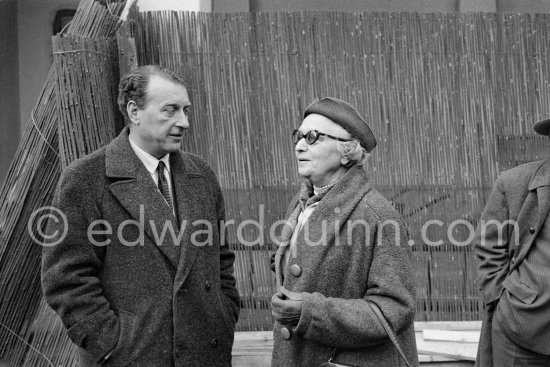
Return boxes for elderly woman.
[271,97,418,367]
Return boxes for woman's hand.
[271,286,303,325]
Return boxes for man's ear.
[127,100,140,125]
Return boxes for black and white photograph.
[1,0,550,366]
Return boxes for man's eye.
[183,107,191,115]
[164,106,176,114]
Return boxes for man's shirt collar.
[129,136,171,174]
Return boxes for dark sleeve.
[474,175,512,305]
[41,165,119,361]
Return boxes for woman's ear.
[127,100,140,125]
[340,156,351,166]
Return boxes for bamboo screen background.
[5,7,550,366]
[128,11,550,329]
[0,1,124,364]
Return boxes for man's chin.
[167,146,181,153]
[156,145,181,157]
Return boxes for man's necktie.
[157,161,174,213]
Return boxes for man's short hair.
[117,65,187,123]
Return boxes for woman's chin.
[297,168,309,178]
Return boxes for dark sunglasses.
[292,129,351,145]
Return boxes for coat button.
[281,327,292,340]
[289,264,302,277]
[529,227,536,234]
[210,338,218,347]
[205,280,212,290]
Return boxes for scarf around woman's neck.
[275,165,371,287]
[275,166,350,287]
[299,166,349,210]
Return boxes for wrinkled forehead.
[299,113,351,137]
[145,75,189,104]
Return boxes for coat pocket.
[502,272,538,305]
[216,289,237,332]
[106,308,139,367]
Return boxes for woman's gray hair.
[336,138,370,167]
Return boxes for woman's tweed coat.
[272,165,418,367]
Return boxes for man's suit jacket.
[42,128,239,367]
[474,159,550,365]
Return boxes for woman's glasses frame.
[292,129,352,145]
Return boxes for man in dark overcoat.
[474,119,550,366]
[41,65,239,367]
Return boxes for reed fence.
[0,0,123,365]
[127,10,550,329]
[4,5,550,365]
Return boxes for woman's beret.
[304,97,377,152]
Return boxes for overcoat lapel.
[171,151,205,287]
[511,159,550,273]
[274,198,301,288]
[105,128,181,269]
[300,167,373,247]
[275,165,373,287]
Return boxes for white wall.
[499,0,550,12]
[136,0,212,12]
[250,0,457,13]
[212,0,249,13]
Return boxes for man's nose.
[175,110,190,129]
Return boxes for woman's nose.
[294,139,307,152]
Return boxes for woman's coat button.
[289,264,302,277]
[280,327,292,340]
